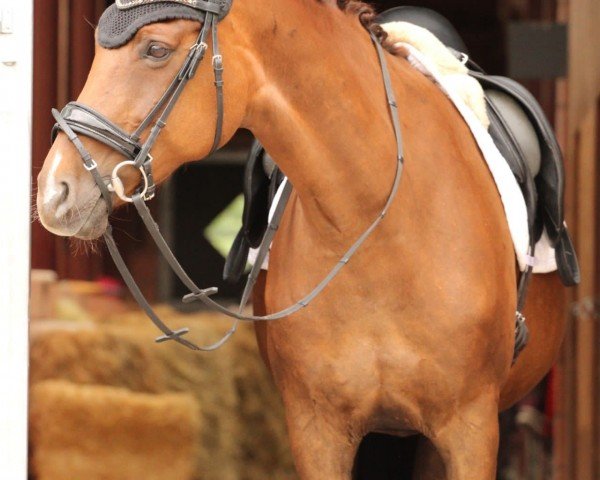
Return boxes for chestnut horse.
[37,0,567,478]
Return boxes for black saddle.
[374,6,579,287]
[223,141,284,283]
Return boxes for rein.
[52,1,404,351]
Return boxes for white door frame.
[0,0,33,478]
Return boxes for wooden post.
[573,103,598,480]
[0,0,33,477]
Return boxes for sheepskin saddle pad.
[376,6,579,287]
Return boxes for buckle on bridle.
[84,158,98,171]
[185,42,208,79]
[191,41,208,52]
[109,159,151,203]
[212,54,223,70]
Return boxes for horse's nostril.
[42,178,74,214]
[60,181,70,204]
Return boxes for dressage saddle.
[224,6,580,289]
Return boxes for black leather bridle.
[51,0,405,351]
[52,2,225,207]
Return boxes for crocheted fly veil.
[98,0,232,49]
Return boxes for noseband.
[51,0,405,351]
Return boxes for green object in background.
[204,194,244,259]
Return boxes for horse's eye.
[145,43,171,61]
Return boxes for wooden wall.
[554,0,600,478]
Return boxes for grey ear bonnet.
[116,0,230,12]
[98,0,232,49]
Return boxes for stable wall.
[555,0,600,478]
[567,0,600,139]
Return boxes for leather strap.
[132,33,405,325]
[51,108,113,212]
[104,224,238,351]
[238,180,293,312]
[210,13,224,154]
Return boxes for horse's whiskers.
[69,236,103,256]
[30,206,40,223]
[110,224,140,243]
[84,17,97,31]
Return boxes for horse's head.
[37,0,252,239]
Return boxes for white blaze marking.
[44,151,63,206]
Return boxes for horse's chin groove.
[74,198,109,240]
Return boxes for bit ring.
[109,160,149,203]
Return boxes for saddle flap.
[242,141,271,248]
[473,73,565,242]
[223,141,271,283]
[484,89,540,234]
[485,90,541,180]
[554,227,581,287]
[223,230,250,283]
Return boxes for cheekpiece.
[98,0,231,49]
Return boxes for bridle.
[52,1,226,207]
[51,0,405,351]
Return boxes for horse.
[36,0,569,478]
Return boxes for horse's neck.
[239,1,403,236]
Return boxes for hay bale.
[29,307,297,479]
[29,326,168,393]
[29,311,240,480]
[30,381,199,480]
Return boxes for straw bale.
[30,309,239,479]
[29,306,297,479]
[29,325,167,392]
[30,381,199,480]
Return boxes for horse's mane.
[320,0,388,44]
